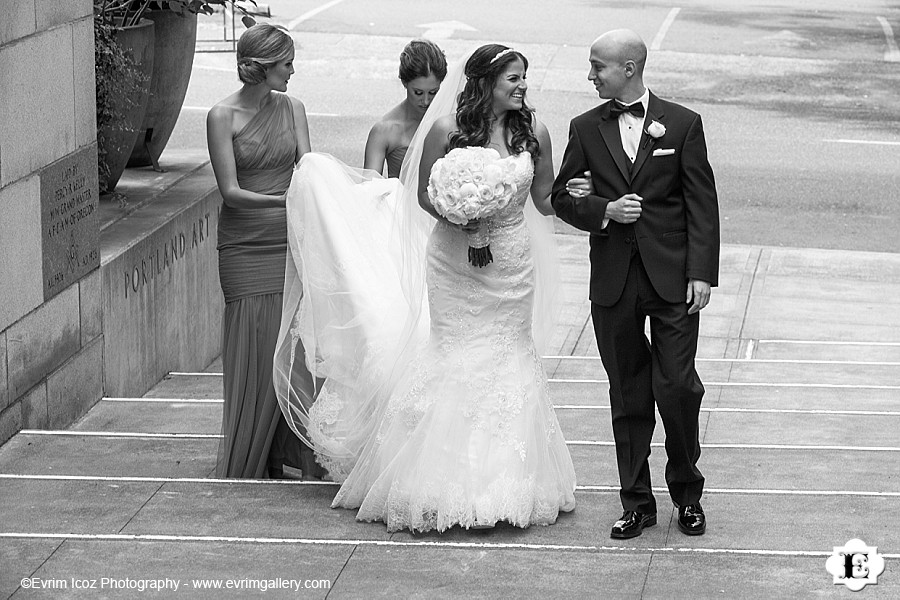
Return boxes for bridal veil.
[272,48,560,480]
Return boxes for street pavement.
[174,0,900,253]
[1,233,899,598]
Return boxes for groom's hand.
[605,194,643,224]
[686,279,711,315]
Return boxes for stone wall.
[0,0,101,444]
[100,162,223,398]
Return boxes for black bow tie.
[608,100,645,119]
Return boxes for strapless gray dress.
[385,144,408,179]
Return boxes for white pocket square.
[652,148,675,156]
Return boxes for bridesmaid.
[364,39,447,177]
[206,24,321,479]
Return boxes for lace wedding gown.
[309,150,577,532]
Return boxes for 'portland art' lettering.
[124,214,211,298]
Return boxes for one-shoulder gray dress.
[215,92,306,478]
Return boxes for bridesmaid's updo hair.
[398,39,447,84]
[236,24,294,85]
[450,44,539,157]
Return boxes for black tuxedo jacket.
[552,92,720,307]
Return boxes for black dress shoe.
[610,510,657,539]
[677,503,706,535]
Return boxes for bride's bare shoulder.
[428,114,458,137]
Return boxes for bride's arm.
[417,116,456,222]
[529,120,555,216]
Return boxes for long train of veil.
[272,48,560,481]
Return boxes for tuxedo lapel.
[630,92,663,181]
[597,103,631,183]
[630,92,665,182]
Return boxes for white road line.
[650,8,681,51]
[4,474,897,498]
[759,340,900,346]
[16,431,900,451]
[701,407,900,416]
[544,356,900,366]
[553,406,900,416]
[287,0,348,29]
[744,340,755,360]
[177,350,900,380]
[578,485,900,498]
[877,16,900,62]
[823,138,900,146]
[190,65,239,73]
[568,441,900,451]
[18,430,221,439]
[712,358,900,366]
[1,533,897,558]
[0,474,336,485]
[95,400,900,416]
[102,397,223,403]
[550,380,900,389]
[167,372,223,377]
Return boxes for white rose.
[647,120,666,139]
[483,163,502,187]
[478,185,495,201]
[458,182,478,199]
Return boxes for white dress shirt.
[599,89,649,230]
[617,89,649,163]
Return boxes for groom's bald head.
[591,29,647,76]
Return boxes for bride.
[274,44,582,532]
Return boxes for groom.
[552,30,720,538]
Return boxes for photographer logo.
[825,539,885,591]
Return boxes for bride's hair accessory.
[489,47,516,64]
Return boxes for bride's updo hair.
[398,39,448,84]
[449,44,539,157]
[236,24,294,85]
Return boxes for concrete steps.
[2,243,899,598]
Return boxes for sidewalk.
[2,238,899,599]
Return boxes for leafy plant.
[93,0,258,193]
[94,15,150,193]
[94,0,258,28]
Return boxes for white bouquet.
[427,146,518,267]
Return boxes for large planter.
[98,19,155,192]
[127,10,198,169]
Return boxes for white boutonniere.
[646,120,666,139]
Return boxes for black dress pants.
[591,248,705,514]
